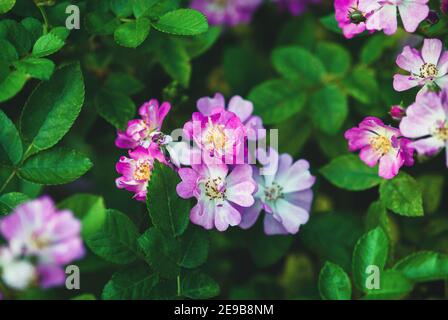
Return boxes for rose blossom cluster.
[345,39,448,178]
[0,197,84,291]
[335,0,429,38]
[115,93,316,235]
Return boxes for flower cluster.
[345,38,448,179]
[115,93,316,235]
[0,197,84,291]
[335,0,429,38]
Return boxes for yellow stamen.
[370,135,392,155]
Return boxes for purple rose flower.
[345,117,415,179]
[177,163,257,231]
[240,149,315,235]
[399,90,448,166]
[393,39,448,96]
[190,0,262,26]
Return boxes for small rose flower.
[365,0,429,35]
[115,99,171,150]
[183,108,247,164]
[190,0,262,26]
[0,197,84,290]
[176,163,256,231]
[335,0,371,39]
[196,93,265,141]
[399,90,448,166]
[394,39,448,96]
[389,105,406,120]
[116,147,156,201]
[345,117,415,179]
[240,149,315,235]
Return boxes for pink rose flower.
[399,90,448,166]
[389,105,406,120]
[364,0,429,35]
[196,93,265,141]
[183,108,248,164]
[393,39,448,96]
[240,149,315,235]
[0,197,84,290]
[115,99,171,150]
[335,0,372,39]
[116,147,157,202]
[176,163,257,231]
[344,117,415,179]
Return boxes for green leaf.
[360,33,401,65]
[58,194,107,238]
[393,251,448,282]
[153,9,208,36]
[363,270,413,299]
[138,227,180,279]
[301,213,363,271]
[71,294,96,300]
[0,20,31,56]
[0,0,16,14]
[0,109,23,165]
[417,174,444,214]
[379,172,424,217]
[31,33,64,58]
[147,163,190,238]
[316,42,351,77]
[319,14,343,35]
[182,26,221,59]
[86,209,140,265]
[110,0,133,17]
[13,57,55,80]
[95,89,136,130]
[249,79,306,125]
[155,38,191,87]
[352,227,389,292]
[271,46,326,84]
[133,0,180,18]
[365,201,397,244]
[344,65,379,105]
[0,192,29,216]
[0,39,18,62]
[309,85,348,135]
[102,265,159,300]
[85,12,121,35]
[318,261,352,300]
[114,18,151,48]
[178,226,209,269]
[320,155,383,191]
[18,147,92,185]
[104,73,144,96]
[133,0,160,18]
[181,271,220,299]
[20,63,85,157]
[0,70,27,103]
[21,18,42,44]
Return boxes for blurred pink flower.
[399,90,448,166]
[393,39,448,96]
[345,117,414,179]
[176,163,256,231]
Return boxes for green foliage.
[152,9,208,36]
[379,173,424,217]
[320,155,383,191]
[146,162,190,237]
[181,271,220,299]
[0,192,29,215]
[0,109,22,165]
[95,89,136,130]
[393,252,448,282]
[114,18,151,48]
[362,270,413,299]
[318,261,352,300]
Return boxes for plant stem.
[0,170,16,194]
[37,5,50,34]
[177,275,181,297]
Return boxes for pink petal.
[227,96,253,123]
[378,152,403,179]
[393,74,420,91]
[263,213,289,235]
[421,38,443,65]
[239,200,262,229]
[396,46,424,74]
[214,203,241,231]
[398,2,429,33]
[359,146,381,167]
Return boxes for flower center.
[264,182,283,202]
[31,233,51,250]
[133,160,151,181]
[434,126,448,141]
[370,135,392,155]
[348,7,366,24]
[204,177,226,200]
[204,119,227,152]
[420,63,438,78]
